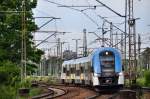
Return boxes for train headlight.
[119,72,123,76]
[105,51,109,55]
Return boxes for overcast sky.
[33,0,150,54]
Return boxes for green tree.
[0,0,44,76]
[0,0,43,64]
[0,0,44,97]
[141,47,150,69]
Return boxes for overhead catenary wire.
[95,0,125,17]
[98,15,127,35]
[86,0,125,46]
[44,0,129,49]
[35,32,57,47]
[37,17,61,30]
[44,0,127,37]
[44,0,100,27]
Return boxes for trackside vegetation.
[0,0,44,98]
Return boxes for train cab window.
[100,51,115,75]
[102,61,114,68]
[100,51,115,68]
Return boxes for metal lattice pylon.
[128,0,137,84]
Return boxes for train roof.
[62,56,91,65]
[91,47,121,56]
[62,47,121,66]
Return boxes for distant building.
[37,54,63,77]
[36,50,77,77]
[139,47,150,70]
[63,50,77,60]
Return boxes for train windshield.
[99,51,115,76]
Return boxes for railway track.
[32,83,67,99]
[32,82,150,99]
[32,83,97,99]
[85,89,120,99]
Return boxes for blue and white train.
[60,47,124,88]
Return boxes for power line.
[98,15,127,34]
[35,32,57,47]
[58,5,103,7]
[38,17,61,29]
[44,0,100,27]
[95,0,125,17]
[0,11,29,13]
[35,31,69,47]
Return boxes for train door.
[61,64,66,83]
[66,64,70,83]
[75,63,80,84]
[84,62,90,85]
[80,63,84,84]
[70,64,75,84]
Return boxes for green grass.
[136,70,150,87]
[29,87,43,96]
[137,78,145,87]
[19,87,44,99]
[0,85,17,99]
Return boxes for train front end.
[92,47,124,88]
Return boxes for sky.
[33,0,150,55]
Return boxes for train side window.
[84,63,87,70]
[73,65,75,73]
[76,70,80,76]
[80,66,83,73]
[87,62,92,72]
[66,64,70,76]
[71,65,75,73]
[66,71,69,76]
[76,64,80,76]
[63,67,66,73]
[70,64,72,73]
[84,62,88,74]
[91,66,94,72]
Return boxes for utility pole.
[102,21,106,47]
[83,29,87,57]
[127,0,137,84]
[72,39,81,58]
[21,0,26,81]
[115,32,119,49]
[124,0,128,69]
[138,34,141,70]
[60,42,67,59]
[57,38,61,57]
[121,33,124,58]
[110,22,113,47]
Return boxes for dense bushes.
[137,70,150,87]
[144,70,150,86]
[0,61,20,85]
[0,85,17,99]
[0,61,20,98]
